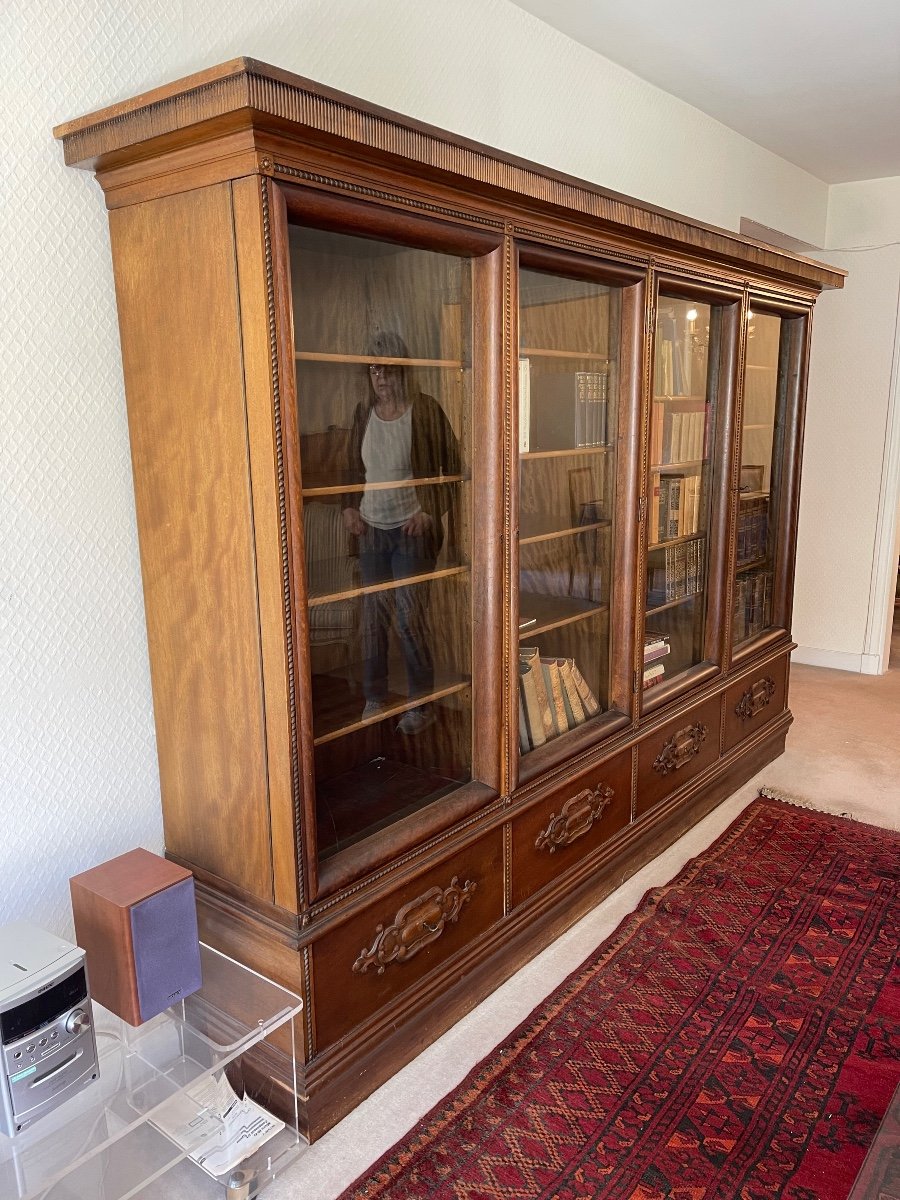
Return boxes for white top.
[359,407,421,529]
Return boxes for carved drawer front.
[636,695,721,818]
[311,830,503,1051]
[511,750,631,909]
[723,653,788,753]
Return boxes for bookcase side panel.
[109,184,274,902]
[232,176,305,915]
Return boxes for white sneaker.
[395,707,434,735]
[362,700,385,720]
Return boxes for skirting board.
[792,645,883,674]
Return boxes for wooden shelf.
[736,556,770,574]
[302,473,468,497]
[519,592,606,638]
[645,591,703,617]
[648,530,707,552]
[521,445,610,461]
[313,676,470,746]
[521,347,610,362]
[309,564,467,607]
[746,363,777,371]
[649,459,707,474]
[652,394,706,403]
[519,517,611,546]
[741,423,774,430]
[296,351,464,367]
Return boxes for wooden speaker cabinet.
[54,58,843,1138]
[70,847,202,1026]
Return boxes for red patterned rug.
[339,795,900,1200]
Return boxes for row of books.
[518,646,600,751]
[736,494,770,566]
[733,567,772,643]
[650,403,707,467]
[519,362,610,453]
[654,313,690,397]
[642,630,670,691]
[646,537,705,609]
[652,473,704,543]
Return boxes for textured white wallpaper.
[2,0,834,938]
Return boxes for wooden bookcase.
[54,58,844,1140]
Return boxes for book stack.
[642,630,670,691]
[654,407,706,466]
[646,537,705,609]
[518,646,600,752]
[733,567,772,642]
[736,494,769,566]
[527,371,609,452]
[651,473,704,543]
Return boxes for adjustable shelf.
[519,593,607,638]
[519,517,611,546]
[295,351,465,367]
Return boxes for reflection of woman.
[342,332,460,735]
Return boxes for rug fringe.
[758,785,857,821]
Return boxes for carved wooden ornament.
[352,876,477,975]
[653,722,708,776]
[535,784,614,853]
[736,676,776,721]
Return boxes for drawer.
[511,749,632,909]
[636,695,721,818]
[311,829,503,1051]
[723,653,788,753]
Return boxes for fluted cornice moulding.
[54,57,844,292]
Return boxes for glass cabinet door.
[516,266,621,757]
[643,296,725,699]
[288,222,474,863]
[731,308,796,650]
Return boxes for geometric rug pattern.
[338,796,900,1199]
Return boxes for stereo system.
[0,921,99,1137]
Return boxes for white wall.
[1,0,834,935]
[793,178,900,672]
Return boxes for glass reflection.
[289,224,472,859]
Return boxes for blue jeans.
[358,525,436,703]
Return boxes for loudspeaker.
[70,848,202,1026]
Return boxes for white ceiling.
[510,0,900,184]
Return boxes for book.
[568,662,601,716]
[540,657,570,735]
[518,655,546,747]
[518,677,531,753]
[643,640,671,664]
[643,661,666,689]
[531,371,608,451]
[518,357,531,453]
[521,646,555,742]
[558,658,587,725]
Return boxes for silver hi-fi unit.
[0,921,99,1137]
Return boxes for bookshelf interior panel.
[289,221,476,863]
[643,296,723,696]
[517,264,620,757]
[733,309,788,647]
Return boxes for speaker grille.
[130,878,202,1021]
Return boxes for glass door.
[732,305,806,653]
[516,262,626,760]
[287,220,476,864]
[643,292,735,703]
